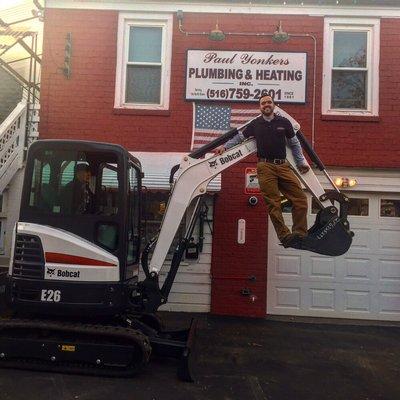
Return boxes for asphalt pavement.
[0,308,399,400]
[0,270,400,400]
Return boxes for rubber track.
[0,318,152,377]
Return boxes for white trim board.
[314,168,400,193]
[46,2,400,18]
[321,17,380,117]
[114,13,173,110]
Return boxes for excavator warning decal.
[245,168,260,194]
[61,345,76,352]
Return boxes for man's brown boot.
[281,233,304,248]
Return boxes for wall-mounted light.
[62,32,72,79]
[272,21,289,43]
[208,21,225,41]
[334,177,357,188]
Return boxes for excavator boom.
[147,107,353,278]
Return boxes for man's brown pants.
[257,161,308,241]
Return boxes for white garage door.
[267,193,400,321]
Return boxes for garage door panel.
[377,292,400,315]
[343,258,372,281]
[344,290,371,313]
[310,256,335,279]
[275,254,301,277]
[269,279,400,320]
[379,229,400,251]
[267,193,400,321]
[274,287,301,310]
[270,253,384,284]
[269,282,379,317]
[310,288,335,311]
[379,259,400,282]
[350,227,373,250]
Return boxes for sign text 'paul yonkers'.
[186,50,307,103]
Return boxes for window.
[28,149,119,216]
[381,199,400,218]
[115,13,173,110]
[98,163,119,216]
[311,197,369,216]
[96,223,118,251]
[322,18,380,116]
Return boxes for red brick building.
[39,0,400,321]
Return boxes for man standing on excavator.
[215,95,310,248]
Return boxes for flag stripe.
[192,103,260,150]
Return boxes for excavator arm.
[140,108,353,312]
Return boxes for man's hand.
[214,146,226,155]
[298,164,310,174]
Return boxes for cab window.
[28,149,119,216]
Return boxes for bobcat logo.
[47,267,56,276]
[208,160,218,169]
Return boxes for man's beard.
[261,107,274,116]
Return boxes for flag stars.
[195,105,231,130]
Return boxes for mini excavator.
[0,108,353,380]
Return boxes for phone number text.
[206,88,283,101]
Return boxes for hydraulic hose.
[296,130,325,171]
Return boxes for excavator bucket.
[288,207,353,256]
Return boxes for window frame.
[322,17,380,117]
[126,162,141,266]
[115,13,173,111]
[311,196,370,218]
[379,198,400,219]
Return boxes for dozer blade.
[149,318,198,382]
[177,318,197,382]
[288,216,353,256]
[0,318,151,377]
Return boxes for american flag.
[191,103,260,150]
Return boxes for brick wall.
[314,21,400,168]
[40,9,400,316]
[40,11,400,166]
[211,158,268,317]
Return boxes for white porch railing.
[0,101,27,193]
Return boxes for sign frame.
[185,49,308,105]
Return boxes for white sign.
[186,50,307,103]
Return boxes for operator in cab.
[62,163,94,214]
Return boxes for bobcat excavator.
[0,107,353,381]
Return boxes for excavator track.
[0,318,151,377]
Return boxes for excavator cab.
[2,140,196,381]
[8,140,143,316]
